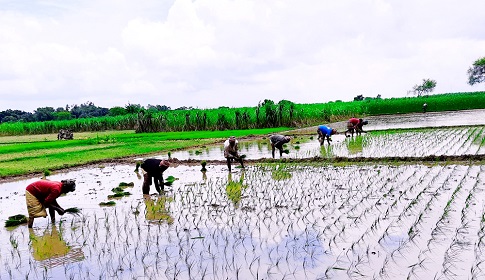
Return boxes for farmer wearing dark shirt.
[317,125,337,145]
[224,136,245,172]
[269,134,291,158]
[141,158,170,194]
[345,118,368,137]
[25,179,76,228]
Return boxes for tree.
[411,79,437,97]
[70,102,109,118]
[353,95,364,101]
[125,103,143,114]
[33,107,55,121]
[467,56,485,86]
[147,104,171,111]
[54,111,73,120]
[109,106,128,116]
[0,109,33,123]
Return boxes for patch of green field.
[0,128,289,177]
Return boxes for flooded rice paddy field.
[2,162,485,279]
[2,109,485,279]
[165,125,485,160]
[364,108,485,131]
[289,108,485,135]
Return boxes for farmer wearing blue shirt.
[317,125,337,145]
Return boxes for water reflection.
[320,144,334,158]
[365,109,485,131]
[143,194,174,224]
[225,172,247,207]
[153,125,485,160]
[346,136,364,155]
[29,226,84,268]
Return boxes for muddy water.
[2,163,485,279]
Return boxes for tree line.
[0,102,172,124]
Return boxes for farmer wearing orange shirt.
[25,179,76,228]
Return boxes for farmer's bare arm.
[46,199,65,215]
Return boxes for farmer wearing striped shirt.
[25,179,76,228]
[317,125,337,145]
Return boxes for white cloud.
[0,0,484,112]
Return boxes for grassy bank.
[1,91,484,136]
[0,128,289,178]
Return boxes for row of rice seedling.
[328,126,485,158]
[1,162,485,279]
[402,165,483,279]
[160,126,485,162]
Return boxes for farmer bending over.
[317,125,337,145]
[25,179,76,228]
[224,136,245,172]
[141,158,170,194]
[269,134,291,158]
[345,118,368,137]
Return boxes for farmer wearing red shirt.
[345,118,368,137]
[25,179,76,228]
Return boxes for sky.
[1,0,484,113]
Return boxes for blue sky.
[1,0,484,112]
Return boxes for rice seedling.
[64,207,81,215]
[43,170,51,178]
[4,214,27,227]
[99,201,116,206]
[164,176,178,186]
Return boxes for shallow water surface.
[2,109,485,279]
[151,126,485,161]
[364,109,485,130]
[1,163,485,279]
